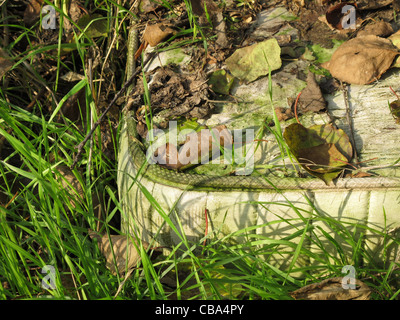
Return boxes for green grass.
[0,0,400,300]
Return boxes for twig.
[70,52,156,170]
[294,91,302,124]
[203,208,209,247]
[341,82,359,164]
[389,86,400,100]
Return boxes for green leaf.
[207,69,235,95]
[77,14,108,39]
[225,38,281,83]
[283,123,353,184]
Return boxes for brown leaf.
[290,277,371,300]
[143,23,175,47]
[134,67,213,128]
[357,20,394,38]
[140,0,163,13]
[23,0,43,26]
[389,99,400,123]
[89,230,149,275]
[274,107,294,121]
[55,165,84,206]
[189,0,228,48]
[322,35,399,84]
[356,0,392,10]
[0,48,13,78]
[294,72,326,114]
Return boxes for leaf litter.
[290,277,371,300]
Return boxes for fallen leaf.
[89,230,149,275]
[291,72,326,114]
[207,69,235,95]
[283,123,352,184]
[357,20,393,38]
[214,11,229,49]
[290,277,371,300]
[346,171,373,178]
[23,0,43,26]
[77,13,108,38]
[322,35,399,84]
[388,30,400,67]
[139,0,163,13]
[225,38,282,83]
[134,67,213,132]
[274,107,294,121]
[143,23,175,47]
[0,48,13,78]
[356,0,392,10]
[56,165,84,206]
[389,100,400,123]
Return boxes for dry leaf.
[291,277,371,300]
[23,0,43,26]
[274,107,294,121]
[356,0,392,10]
[0,48,13,78]
[133,67,214,132]
[357,20,393,38]
[322,35,399,84]
[143,23,175,47]
[56,165,84,206]
[89,230,149,275]
[291,72,326,114]
[140,0,163,13]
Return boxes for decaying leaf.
[290,277,371,300]
[225,38,282,83]
[283,123,353,184]
[322,35,399,84]
[133,66,213,135]
[89,230,149,275]
[389,100,400,123]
